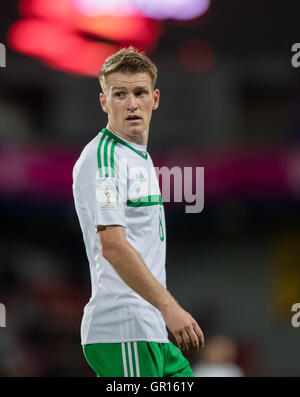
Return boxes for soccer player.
[72,47,204,377]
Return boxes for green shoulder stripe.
[110,140,117,178]
[97,133,106,178]
[97,133,117,178]
[103,136,112,177]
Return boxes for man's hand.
[97,225,204,353]
[160,302,204,353]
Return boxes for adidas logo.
[139,171,146,182]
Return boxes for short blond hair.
[99,46,157,92]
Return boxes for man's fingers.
[176,331,185,351]
[187,327,200,351]
[180,329,192,352]
[193,322,204,348]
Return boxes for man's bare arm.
[97,224,204,353]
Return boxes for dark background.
[0,0,300,376]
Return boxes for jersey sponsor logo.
[96,184,118,210]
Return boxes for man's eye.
[136,91,146,96]
[115,92,125,97]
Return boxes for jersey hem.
[81,337,170,345]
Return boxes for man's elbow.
[97,225,127,264]
[101,241,124,265]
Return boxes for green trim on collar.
[101,128,148,160]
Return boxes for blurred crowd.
[0,238,253,377]
[0,240,91,376]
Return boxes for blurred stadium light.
[7,0,210,76]
[72,0,210,20]
[123,0,210,20]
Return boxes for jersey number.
[159,209,164,242]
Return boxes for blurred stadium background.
[1,0,300,376]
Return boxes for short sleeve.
[92,140,128,229]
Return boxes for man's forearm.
[99,227,205,352]
[103,239,178,313]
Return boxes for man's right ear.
[99,93,108,113]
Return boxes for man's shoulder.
[75,132,104,166]
[82,130,127,160]
[73,133,102,180]
[73,131,127,180]
[82,132,101,156]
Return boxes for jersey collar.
[101,128,148,160]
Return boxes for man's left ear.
[100,92,108,113]
[152,89,160,110]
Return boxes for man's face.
[99,72,160,141]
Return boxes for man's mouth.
[126,115,142,121]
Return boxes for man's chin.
[123,126,146,144]
[126,125,143,136]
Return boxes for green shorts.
[82,341,195,377]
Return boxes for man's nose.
[126,94,138,111]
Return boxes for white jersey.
[72,128,169,344]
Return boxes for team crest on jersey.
[96,185,117,210]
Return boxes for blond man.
[72,47,204,377]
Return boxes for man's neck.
[106,123,148,146]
